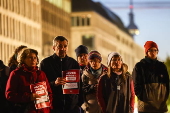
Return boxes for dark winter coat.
[5,64,52,113]
[132,57,169,112]
[0,66,10,112]
[97,72,135,113]
[81,64,108,113]
[40,54,81,111]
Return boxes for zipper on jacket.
[61,58,66,110]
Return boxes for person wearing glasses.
[97,52,135,113]
[132,41,169,113]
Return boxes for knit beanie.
[144,41,158,54]
[107,52,122,66]
[88,50,102,62]
[75,45,88,57]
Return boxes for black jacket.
[97,72,135,113]
[40,54,80,110]
[132,57,169,112]
[0,66,10,112]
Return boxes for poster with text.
[62,69,80,94]
[30,81,51,109]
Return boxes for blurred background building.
[0,0,143,72]
[71,0,143,72]
[0,0,71,64]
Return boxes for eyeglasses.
[148,49,158,52]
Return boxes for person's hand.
[54,77,66,86]
[30,93,41,101]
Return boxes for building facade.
[0,0,143,72]
[41,0,71,57]
[0,0,41,65]
[0,0,71,65]
[71,0,144,72]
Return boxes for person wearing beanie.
[75,45,88,71]
[144,41,159,59]
[81,50,107,113]
[75,45,88,113]
[97,52,135,113]
[132,41,169,113]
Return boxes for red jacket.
[6,64,52,113]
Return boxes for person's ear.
[52,46,55,51]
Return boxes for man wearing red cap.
[132,41,169,113]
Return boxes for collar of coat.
[19,64,38,73]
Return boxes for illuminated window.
[82,35,94,50]
[45,0,71,13]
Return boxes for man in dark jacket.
[132,41,169,113]
[40,36,81,113]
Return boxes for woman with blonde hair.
[97,52,135,113]
[6,48,52,113]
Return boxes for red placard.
[62,69,80,94]
[30,81,51,109]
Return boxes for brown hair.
[107,63,128,81]
[17,48,39,67]
[8,45,27,67]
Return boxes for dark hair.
[0,60,5,69]
[53,36,68,46]
[17,48,39,67]
[8,45,27,67]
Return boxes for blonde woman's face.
[110,56,122,70]
[24,53,38,67]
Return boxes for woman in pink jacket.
[6,48,52,113]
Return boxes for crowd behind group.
[0,36,169,113]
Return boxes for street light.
[127,0,139,37]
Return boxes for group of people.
[0,36,169,113]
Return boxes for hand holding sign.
[55,77,66,86]
[30,93,41,101]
